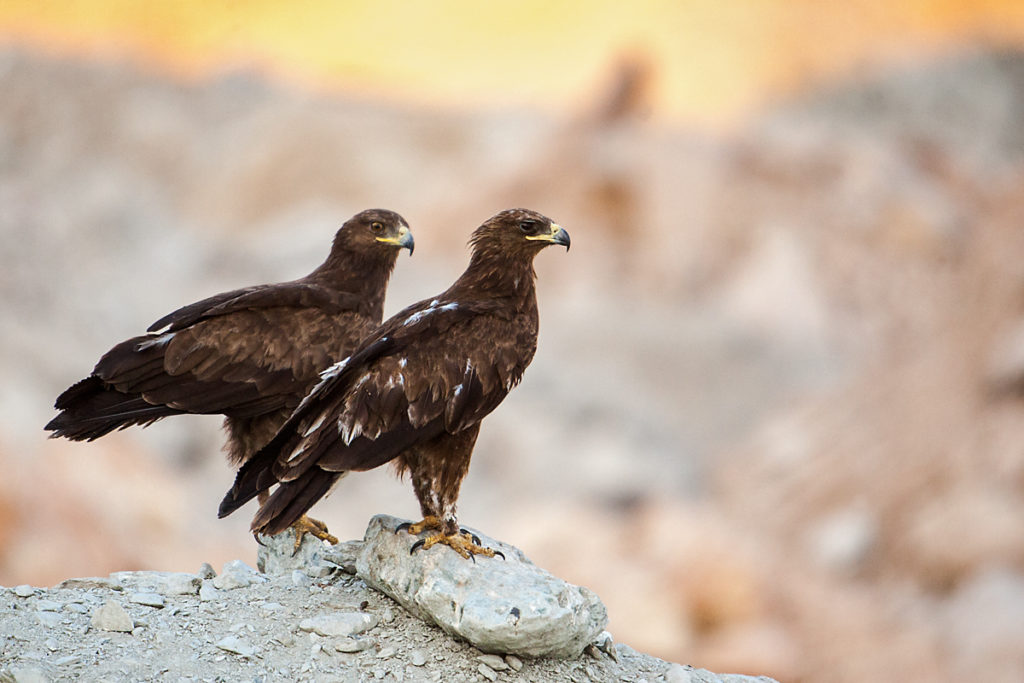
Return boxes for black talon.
[459,528,482,546]
[493,550,505,560]
[410,539,426,555]
[396,522,412,534]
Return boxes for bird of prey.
[218,208,570,559]
[46,209,414,548]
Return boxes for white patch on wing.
[399,358,408,368]
[340,420,363,446]
[297,356,350,412]
[284,442,307,463]
[401,300,457,327]
[136,332,175,351]
[453,384,463,397]
[302,413,326,437]
[320,357,349,380]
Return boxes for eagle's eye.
[518,220,537,233]
[370,221,384,233]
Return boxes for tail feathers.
[249,468,341,536]
[46,376,182,441]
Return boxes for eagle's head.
[469,208,570,259]
[334,208,415,257]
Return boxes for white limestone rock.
[355,514,608,658]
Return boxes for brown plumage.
[46,209,413,541]
[218,208,569,558]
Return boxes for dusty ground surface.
[0,559,775,683]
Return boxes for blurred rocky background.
[3,2,1024,682]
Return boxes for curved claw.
[410,538,426,555]
[395,522,412,534]
[460,528,482,546]
[494,549,505,560]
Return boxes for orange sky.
[3,1,1024,127]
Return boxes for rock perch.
[354,514,609,658]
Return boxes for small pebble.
[334,637,374,653]
[129,592,166,608]
[506,655,523,671]
[161,573,202,596]
[37,612,63,628]
[36,599,62,612]
[198,562,217,579]
[291,570,311,587]
[377,646,396,658]
[55,655,79,666]
[478,663,498,682]
[44,637,59,651]
[64,603,89,614]
[477,654,507,671]
[198,582,220,602]
[299,612,378,637]
[91,600,134,633]
[14,584,34,598]
[373,669,386,680]
[216,635,256,657]
[409,649,427,666]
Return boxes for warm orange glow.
[3,1,1024,126]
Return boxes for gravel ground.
[0,561,774,683]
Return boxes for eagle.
[46,209,414,548]
[218,208,570,559]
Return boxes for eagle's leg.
[288,515,340,553]
[398,428,503,560]
[395,515,443,535]
[254,490,338,553]
[412,529,502,560]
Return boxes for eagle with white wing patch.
[46,209,413,549]
[218,208,570,558]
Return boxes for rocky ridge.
[0,517,776,683]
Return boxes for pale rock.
[36,611,62,628]
[129,592,166,608]
[198,563,217,579]
[298,612,378,637]
[91,599,134,633]
[505,654,523,671]
[409,649,428,666]
[257,529,332,575]
[36,600,62,612]
[322,540,363,575]
[355,514,608,658]
[216,635,256,657]
[160,573,202,596]
[13,585,34,598]
[198,582,220,602]
[8,666,50,683]
[478,663,498,681]
[476,654,507,670]
[334,636,375,653]
[212,560,264,590]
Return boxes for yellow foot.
[395,515,443,536]
[411,530,505,561]
[290,515,339,555]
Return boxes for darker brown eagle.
[218,208,569,558]
[46,208,413,547]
